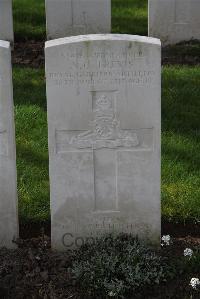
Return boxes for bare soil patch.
[12,41,44,68]
[12,40,200,68]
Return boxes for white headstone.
[0,40,18,248]
[45,34,161,250]
[149,0,200,45]
[45,0,111,40]
[0,0,14,43]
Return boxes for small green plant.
[71,234,175,298]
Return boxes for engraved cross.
[56,92,153,212]
[70,0,87,33]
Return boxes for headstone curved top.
[0,0,14,43]
[45,34,161,251]
[0,40,18,248]
[45,0,111,40]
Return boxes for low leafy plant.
[70,234,175,298]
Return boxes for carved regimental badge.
[67,93,139,150]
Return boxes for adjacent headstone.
[45,34,161,251]
[0,40,18,248]
[0,0,14,43]
[149,0,200,45]
[45,0,111,40]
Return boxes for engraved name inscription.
[47,48,156,87]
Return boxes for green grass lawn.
[13,0,46,40]
[162,67,200,223]
[12,0,200,224]
[112,0,147,35]
[13,67,49,222]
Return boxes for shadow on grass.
[13,66,46,110]
[162,66,200,136]
[112,0,148,35]
[161,66,200,222]
[13,0,46,41]
[162,67,200,171]
[17,143,48,168]
[162,135,200,174]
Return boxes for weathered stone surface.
[149,0,200,45]
[45,34,161,250]
[45,0,111,40]
[0,0,14,43]
[0,40,18,248]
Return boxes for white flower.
[184,248,193,258]
[190,278,200,290]
[35,255,40,261]
[108,291,116,297]
[161,235,171,246]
